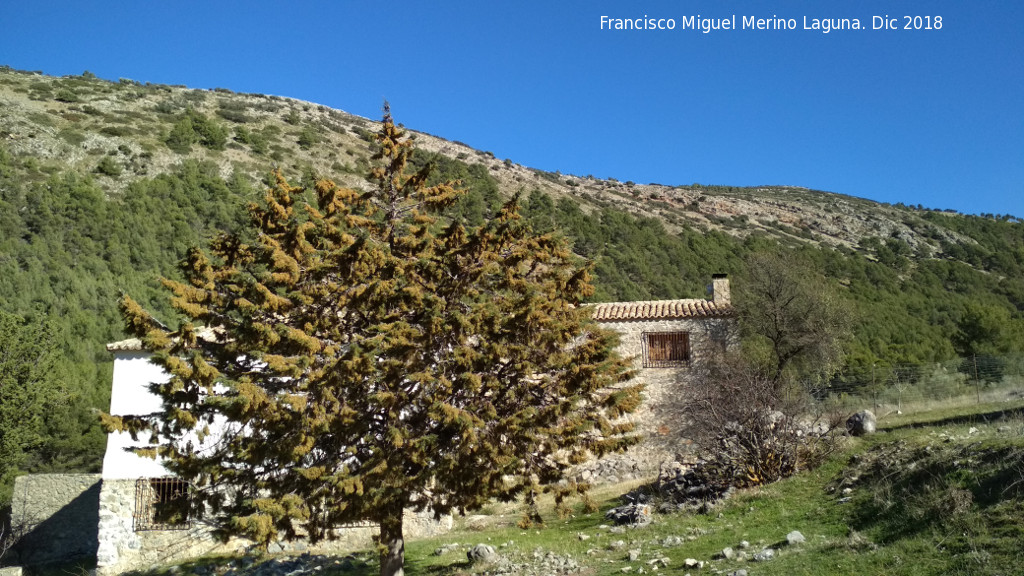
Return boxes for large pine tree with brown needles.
[105,105,641,576]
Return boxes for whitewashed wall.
[102,351,172,479]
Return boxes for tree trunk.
[379,509,405,576]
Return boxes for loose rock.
[467,543,498,564]
[433,543,461,556]
[846,410,877,436]
[661,535,684,547]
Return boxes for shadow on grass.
[843,439,1024,550]
[121,553,382,576]
[881,406,1024,432]
[404,556,472,576]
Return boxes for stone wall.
[9,474,101,565]
[580,316,737,480]
[96,478,452,575]
[96,478,235,575]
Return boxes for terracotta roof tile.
[589,299,733,322]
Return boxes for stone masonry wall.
[96,478,453,575]
[577,317,736,483]
[96,478,244,575]
[9,474,101,566]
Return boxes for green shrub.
[353,127,374,142]
[297,127,320,149]
[54,89,80,103]
[95,156,122,177]
[58,129,87,146]
[153,99,182,115]
[165,118,197,153]
[323,121,347,134]
[100,125,131,137]
[234,126,269,155]
[165,109,227,152]
[216,106,251,123]
[254,101,282,113]
[191,114,227,150]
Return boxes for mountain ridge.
[0,66,988,259]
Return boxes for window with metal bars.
[134,478,191,531]
[642,332,690,367]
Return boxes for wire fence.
[801,354,1024,418]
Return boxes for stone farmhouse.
[586,274,737,476]
[11,276,734,573]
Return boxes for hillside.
[0,66,995,250]
[1,66,1024,477]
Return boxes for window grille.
[643,332,690,368]
[135,478,191,531]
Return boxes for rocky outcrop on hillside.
[0,66,972,256]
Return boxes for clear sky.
[2,1,1021,217]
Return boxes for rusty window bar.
[643,332,690,368]
[134,477,191,531]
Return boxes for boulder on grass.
[846,410,877,436]
[467,544,498,564]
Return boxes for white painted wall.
[102,351,173,479]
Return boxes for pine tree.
[106,106,641,576]
[0,310,61,503]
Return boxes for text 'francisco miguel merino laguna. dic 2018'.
[599,15,943,33]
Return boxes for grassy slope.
[102,402,1024,576]
[414,404,1024,576]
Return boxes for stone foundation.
[96,478,452,575]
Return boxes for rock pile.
[649,458,734,508]
[604,502,652,527]
[575,455,646,485]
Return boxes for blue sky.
[2,1,1021,216]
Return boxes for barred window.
[135,478,191,531]
[643,332,690,367]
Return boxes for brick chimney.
[711,274,730,306]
